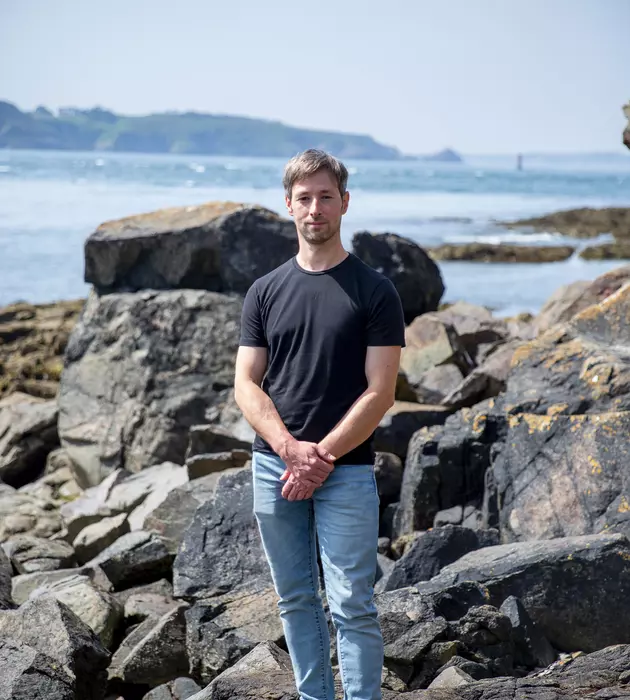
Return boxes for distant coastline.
[0,100,462,162]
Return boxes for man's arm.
[318,345,400,460]
[234,346,334,492]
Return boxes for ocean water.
[1,149,629,315]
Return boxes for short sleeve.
[239,283,268,347]
[366,279,406,347]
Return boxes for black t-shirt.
[239,253,406,464]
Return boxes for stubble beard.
[298,221,341,245]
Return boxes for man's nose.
[309,199,321,216]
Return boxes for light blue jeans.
[252,451,383,700]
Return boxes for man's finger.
[316,446,336,463]
[280,468,290,481]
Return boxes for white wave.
[189,163,205,173]
[94,158,105,167]
[0,166,10,173]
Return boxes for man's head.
[283,149,350,245]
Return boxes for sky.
[1,0,629,155]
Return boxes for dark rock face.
[393,400,502,537]
[0,596,110,700]
[374,452,404,507]
[416,533,630,653]
[173,467,270,599]
[379,526,499,592]
[351,232,445,324]
[502,283,630,415]
[84,203,298,295]
[493,411,630,541]
[185,581,283,685]
[58,289,242,486]
[499,596,555,670]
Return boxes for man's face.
[286,169,350,245]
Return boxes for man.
[234,149,405,700]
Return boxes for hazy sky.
[1,0,628,154]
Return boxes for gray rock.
[3,534,75,574]
[186,581,283,685]
[186,424,252,460]
[0,595,110,699]
[379,526,499,592]
[0,487,64,543]
[108,604,189,687]
[187,641,297,700]
[351,231,445,324]
[143,472,230,555]
[376,553,395,585]
[416,533,630,653]
[427,666,473,689]
[0,393,59,487]
[58,289,242,486]
[87,530,173,590]
[173,467,270,599]
[73,513,130,564]
[186,450,250,480]
[0,548,11,610]
[494,411,630,541]
[120,580,178,624]
[0,638,75,700]
[500,596,555,669]
[143,678,202,700]
[374,402,450,462]
[84,202,298,295]
[29,573,122,649]
[12,564,112,605]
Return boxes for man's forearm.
[234,381,293,456]
[318,389,394,461]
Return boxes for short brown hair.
[283,149,349,199]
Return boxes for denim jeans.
[252,451,383,700]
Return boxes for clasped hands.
[278,439,336,501]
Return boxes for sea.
[1,149,630,316]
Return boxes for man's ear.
[341,191,350,216]
[285,195,293,217]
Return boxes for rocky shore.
[2,201,630,698]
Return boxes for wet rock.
[173,467,269,599]
[352,231,445,324]
[429,242,575,263]
[580,241,630,260]
[0,595,110,699]
[84,203,298,295]
[0,393,59,487]
[3,534,75,573]
[58,289,242,486]
[416,532,630,652]
[500,206,630,240]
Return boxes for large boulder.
[0,596,110,699]
[393,400,501,537]
[84,202,298,294]
[503,282,630,415]
[493,411,630,541]
[58,289,242,486]
[0,393,59,487]
[173,467,270,599]
[351,232,445,324]
[416,533,630,653]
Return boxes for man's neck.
[296,236,349,272]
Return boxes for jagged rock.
[0,393,59,487]
[3,534,75,573]
[186,581,283,685]
[427,666,473,688]
[173,467,269,599]
[414,364,465,405]
[393,400,500,537]
[106,462,189,530]
[377,553,396,584]
[29,572,121,648]
[0,487,63,543]
[17,464,81,504]
[580,241,630,260]
[416,533,630,652]
[73,513,130,564]
[0,596,110,699]
[60,469,128,541]
[109,604,189,687]
[378,526,499,592]
[143,678,202,700]
[0,298,83,402]
[143,471,233,555]
[58,289,242,486]
[87,531,173,590]
[0,548,11,610]
[186,641,298,700]
[499,596,555,669]
[433,505,482,530]
[374,402,451,462]
[186,450,250,480]
[84,202,298,295]
[493,411,630,541]
[11,565,112,605]
[186,424,252,459]
[351,231,445,324]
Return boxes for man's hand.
[280,471,317,501]
[278,439,335,488]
